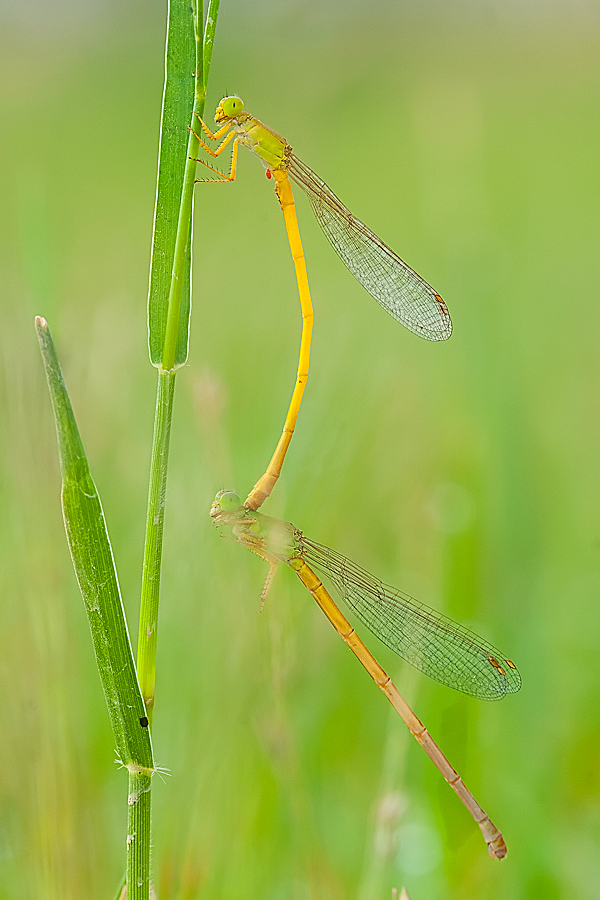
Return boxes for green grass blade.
[137,0,221,716]
[35,316,153,773]
[159,0,219,371]
[203,0,220,79]
[147,0,196,367]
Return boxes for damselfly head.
[215,95,244,124]
[210,490,243,524]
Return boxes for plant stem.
[132,3,221,894]
[137,370,176,723]
[137,0,220,719]
[127,769,153,898]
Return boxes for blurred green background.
[1,0,599,897]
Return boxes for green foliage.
[35,317,153,773]
[147,0,196,368]
[32,1,222,896]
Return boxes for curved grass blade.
[35,317,153,771]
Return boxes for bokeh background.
[1,0,599,897]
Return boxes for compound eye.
[222,96,244,117]
[217,491,242,511]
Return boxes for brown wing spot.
[506,658,517,670]
[435,293,450,317]
[488,655,506,676]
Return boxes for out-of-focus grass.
[2,2,600,898]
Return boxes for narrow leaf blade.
[147,0,196,366]
[36,317,153,770]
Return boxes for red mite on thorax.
[266,169,272,179]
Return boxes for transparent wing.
[288,155,452,342]
[299,535,521,700]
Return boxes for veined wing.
[287,155,452,342]
[298,535,521,700]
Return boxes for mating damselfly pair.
[198,97,520,858]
